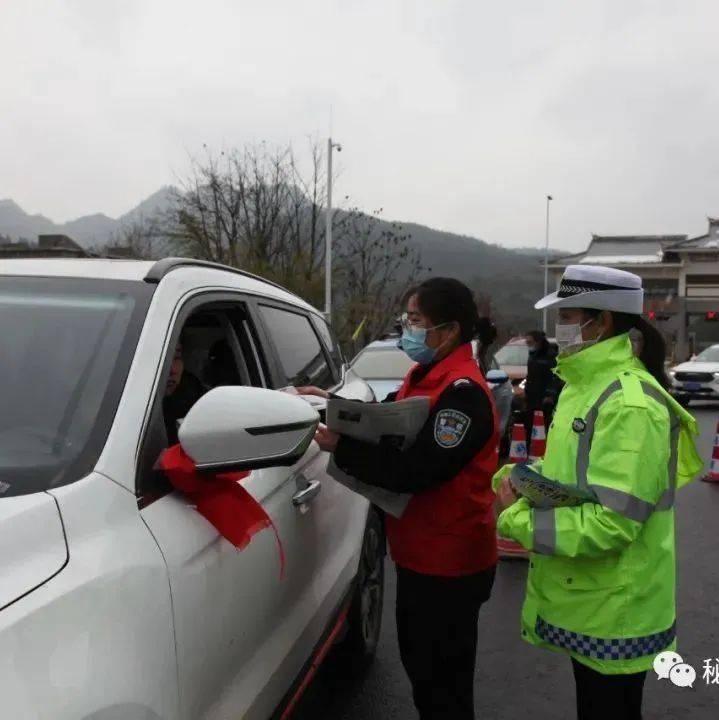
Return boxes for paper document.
[509,464,599,508]
[326,396,430,449]
[324,397,430,518]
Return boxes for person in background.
[163,340,206,446]
[495,265,702,720]
[300,277,498,720]
[476,317,498,375]
[523,329,561,436]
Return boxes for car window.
[312,315,345,374]
[0,277,153,496]
[258,304,335,389]
[695,346,719,362]
[351,347,414,379]
[137,300,266,501]
[161,310,249,447]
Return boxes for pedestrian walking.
[523,329,561,438]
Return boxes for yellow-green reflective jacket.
[493,334,703,675]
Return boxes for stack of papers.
[324,397,430,518]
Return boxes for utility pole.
[543,194,553,332]
[325,137,342,319]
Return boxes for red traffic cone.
[701,421,719,483]
[509,423,528,464]
[529,410,546,462]
[498,422,530,560]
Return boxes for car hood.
[0,492,68,610]
[499,364,527,380]
[672,362,719,373]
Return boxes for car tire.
[339,507,385,666]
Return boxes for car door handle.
[292,480,322,507]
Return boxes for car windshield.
[695,346,719,363]
[351,346,414,379]
[495,343,529,367]
[0,277,153,497]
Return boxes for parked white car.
[349,338,414,401]
[670,344,719,405]
[0,258,383,720]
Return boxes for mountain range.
[0,189,561,333]
[0,187,175,247]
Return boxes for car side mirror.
[178,386,320,473]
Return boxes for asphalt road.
[294,405,719,720]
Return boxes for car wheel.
[340,508,385,666]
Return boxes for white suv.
[0,258,383,720]
[670,344,719,405]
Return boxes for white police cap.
[535,265,644,315]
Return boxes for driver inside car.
[162,340,207,446]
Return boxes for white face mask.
[555,318,603,355]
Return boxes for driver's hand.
[295,386,330,400]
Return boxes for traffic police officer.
[495,265,703,720]
[309,277,499,720]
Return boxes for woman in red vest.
[303,278,499,720]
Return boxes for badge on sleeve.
[434,409,472,449]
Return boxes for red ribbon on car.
[159,444,285,577]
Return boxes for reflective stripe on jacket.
[493,333,702,674]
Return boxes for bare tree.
[162,141,425,350]
[163,141,333,306]
[101,215,168,259]
[334,207,425,352]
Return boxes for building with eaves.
[549,218,719,361]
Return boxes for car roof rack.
[143,257,290,295]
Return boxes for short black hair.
[526,330,547,344]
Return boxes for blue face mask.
[400,325,448,366]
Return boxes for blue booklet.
[509,464,598,508]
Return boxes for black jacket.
[162,372,206,446]
[524,341,561,410]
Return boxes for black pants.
[395,564,496,720]
[572,659,647,720]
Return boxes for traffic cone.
[498,422,529,560]
[701,421,719,483]
[529,410,546,462]
[509,423,528,464]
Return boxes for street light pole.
[543,194,553,333]
[325,137,342,320]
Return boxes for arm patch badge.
[434,409,472,449]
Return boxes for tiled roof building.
[549,218,719,361]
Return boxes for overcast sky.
[2,0,718,251]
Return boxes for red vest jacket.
[385,345,499,576]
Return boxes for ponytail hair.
[617,314,670,389]
[476,316,497,349]
[408,277,498,351]
[584,309,670,389]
